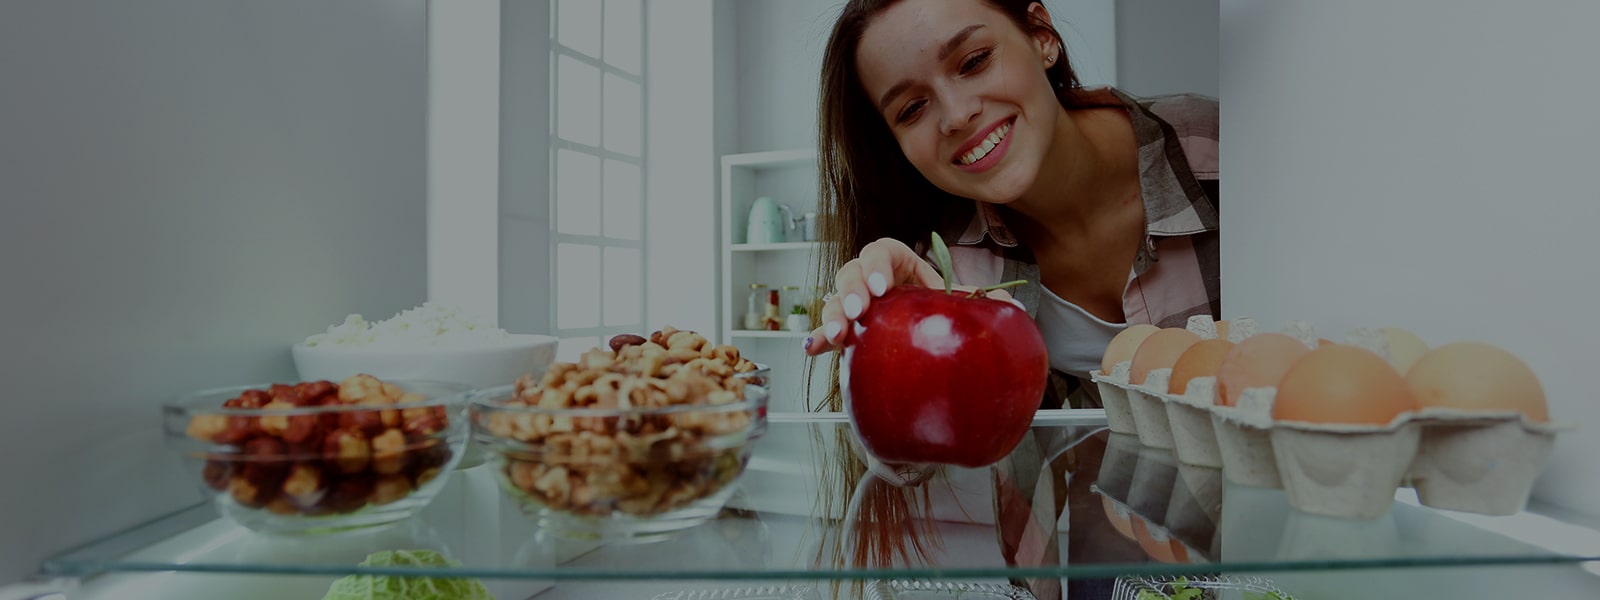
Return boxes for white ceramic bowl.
[291,334,560,389]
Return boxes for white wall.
[1221,0,1600,518]
[498,0,555,336]
[1116,0,1219,98]
[0,0,428,582]
[428,0,502,324]
[645,0,721,335]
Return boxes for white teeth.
[958,122,1011,166]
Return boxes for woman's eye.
[896,100,925,124]
[959,49,992,74]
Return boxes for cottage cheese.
[305,303,511,348]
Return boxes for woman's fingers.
[803,288,854,356]
[801,237,965,357]
[860,238,944,290]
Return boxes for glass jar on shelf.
[780,286,802,317]
[745,284,769,330]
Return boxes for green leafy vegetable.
[323,549,495,600]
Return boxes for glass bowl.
[470,383,768,542]
[163,378,473,534]
[734,362,771,388]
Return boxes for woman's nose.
[938,92,981,137]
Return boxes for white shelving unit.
[719,148,829,413]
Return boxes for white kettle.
[746,196,793,244]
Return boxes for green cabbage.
[323,549,495,600]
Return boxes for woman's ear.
[1025,2,1058,61]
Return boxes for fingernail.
[867,272,888,297]
[802,336,813,351]
[843,294,864,319]
[825,321,843,340]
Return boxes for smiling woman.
[806,0,1219,412]
[803,4,1218,592]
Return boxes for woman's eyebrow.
[875,24,988,113]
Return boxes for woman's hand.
[803,237,1016,356]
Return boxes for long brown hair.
[803,0,1086,585]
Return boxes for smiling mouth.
[954,119,1013,166]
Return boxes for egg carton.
[1092,365,1140,436]
[1142,372,1566,517]
[1263,405,1571,519]
[1151,373,1224,469]
[1404,408,1572,515]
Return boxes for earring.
[1046,55,1056,64]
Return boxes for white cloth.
[1035,286,1128,379]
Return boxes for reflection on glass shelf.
[731,329,810,339]
[731,242,818,252]
[41,419,1600,598]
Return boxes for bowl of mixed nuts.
[164,375,472,534]
[471,327,769,541]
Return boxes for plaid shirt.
[929,88,1220,408]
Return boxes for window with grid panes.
[550,0,645,351]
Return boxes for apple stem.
[965,280,1029,299]
[929,232,959,294]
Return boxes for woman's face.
[856,0,1061,205]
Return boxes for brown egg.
[1101,496,1137,541]
[1215,333,1313,407]
[1318,338,1337,347]
[1100,324,1160,375]
[1130,328,1202,386]
[1406,342,1547,421]
[1274,345,1418,425]
[1382,327,1429,374]
[1169,339,1235,395]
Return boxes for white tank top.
[1035,285,1129,379]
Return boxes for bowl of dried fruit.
[164,375,473,534]
[471,327,769,541]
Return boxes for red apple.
[842,285,1049,468]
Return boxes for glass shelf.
[41,413,1600,599]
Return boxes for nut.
[186,414,229,442]
[338,374,384,404]
[609,334,648,352]
[228,476,270,508]
[370,428,409,475]
[210,416,258,446]
[323,428,371,474]
[257,400,296,437]
[413,467,443,488]
[297,380,339,406]
[265,497,300,515]
[202,459,231,491]
[282,463,326,507]
[225,389,270,409]
[339,408,386,438]
[318,475,374,513]
[403,415,446,439]
[240,437,291,491]
[371,475,413,505]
